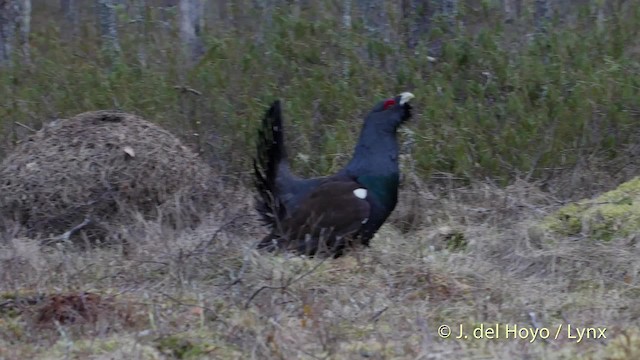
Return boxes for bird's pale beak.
[399,92,415,105]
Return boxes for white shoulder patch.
[353,188,367,199]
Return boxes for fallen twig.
[370,306,389,322]
[43,217,92,245]
[14,121,36,132]
[173,85,202,96]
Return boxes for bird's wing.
[278,177,371,253]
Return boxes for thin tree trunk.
[441,0,458,32]
[342,0,352,81]
[60,0,78,39]
[357,0,390,43]
[224,0,234,29]
[402,0,432,49]
[97,0,121,65]
[135,0,147,67]
[18,0,30,64]
[0,0,17,66]
[591,0,605,33]
[179,0,203,67]
[503,0,515,23]
[178,0,204,151]
[292,0,301,18]
[535,0,550,36]
[254,0,274,46]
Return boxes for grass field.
[2,178,639,359]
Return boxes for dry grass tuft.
[1,291,144,330]
[34,292,116,326]
[0,110,222,243]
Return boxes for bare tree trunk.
[402,0,433,49]
[179,0,203,67]
[17,0,30,64]
[223,0,234,29]
[503,0,515,23]
[254,0,274,46]
[342,0,352,81]
[357,0,390,43]
[135,0,147,67]
[591,0,605,33]
[60,0,78,39]
[292,0,301,18]
[440,0,458,31]
[97,0,121,65]
[159,0,177,28]
[535,0,550,36]
[202,0,216,34]
[0,0,18,66]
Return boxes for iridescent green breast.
[356,174,400,211]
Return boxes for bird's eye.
[382,99,396,110]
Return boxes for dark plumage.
[253,92,415,257]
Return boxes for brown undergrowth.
[1,176,639,359]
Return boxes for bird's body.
[254,92,414,257]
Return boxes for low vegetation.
[1,2,639,188]
[1,181,640,358]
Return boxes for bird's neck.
[344,124,400,177]
[341,123,401,211]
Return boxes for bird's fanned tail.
[253,100,287,229]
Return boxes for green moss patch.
[154,332,241,359]
[542,177,640,241]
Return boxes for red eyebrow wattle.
[383,99,396,110]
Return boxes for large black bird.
[253,92,415,257]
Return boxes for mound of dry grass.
[0,110,221,242]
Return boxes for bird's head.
[366,92,415,130]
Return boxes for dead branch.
[43,217,92,245]
[173,85,202,96]
[14,121,36,132]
